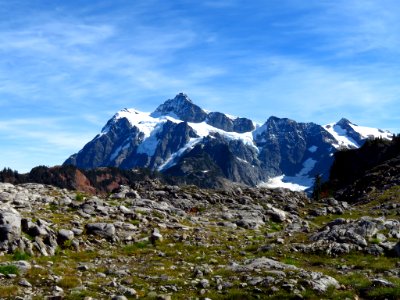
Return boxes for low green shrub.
[0,264,19,275]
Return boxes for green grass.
[75,192,86,202]
[12,250,31,261]
[282,257,300,267]
[123,241,152,254]
[366,286,400,299]
[338,273,370,290]
[266,221,283,232]
[0,264,19,275]
[58,276,81,289]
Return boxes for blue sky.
[1,0,399,172]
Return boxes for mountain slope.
[328,134,400,202]
[64,93,393,189]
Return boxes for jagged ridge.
[64,93,393,190]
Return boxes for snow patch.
[104,109,185,157]
[259,158,317,192]
[225,113,238,120]
[296,158,317,177]
[259,175,313,192]
[308,146,318,153]
[158,137,203,171]
[137,124,162,156]
[323,123,359,148]
[349,123,392,140]
[236,157,249,164]
[188,122,257,149]
[109,108,182,139]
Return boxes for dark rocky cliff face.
[151,93,208,122]
[254,117,336,179]
[164,133,265,187]
[206,112,255,133]
[64,117,143,169]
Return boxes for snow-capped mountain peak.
[151,93,208,122]
[65,95,394,191]
[323,118,392,149]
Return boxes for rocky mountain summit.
[64,93,392,190]
[0,174,399,299]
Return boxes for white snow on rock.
[296,158,317,177]
[101,107,394,193]
[259,175,313,192]
[323,123,359,148]
[103,108,260,170]
[137,123,163,156]
[106,108,183,136]
[349,123,392,140]
[308,145,318,153]
[260,158,316,192]
[158,137,203,171]
[324,120,392,149]
[188,122,257,149]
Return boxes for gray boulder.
[86,223,116,241]
[304,270,340,293]
[0,204,21,244]
[266,205,287,222]
[229,257,339,293]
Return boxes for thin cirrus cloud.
[280,0,400,57]
[0,1,399,172]
[0,117,95,172]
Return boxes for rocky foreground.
[0,181,399,299]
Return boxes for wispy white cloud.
[0,116,97,172]
[1,1,400,172]
[281,0,400,56]
[0,117,94,149]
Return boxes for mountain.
[323,118,393,149]
[327,134,400,202]
[64,93,393,189]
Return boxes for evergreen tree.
[312,174,322,201]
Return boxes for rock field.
[0,180,399,299]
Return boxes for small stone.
[86,223,116,240]
[77,265,89,271]
[150,228,163,243]
[72,228,83,236]
[199,279,210,288]
[108,280,118,287]
[156,295,172,300]
[372,278,394,287]
[119,285,137,297]
[19,278,32,287]
[54,286,64,293]
[12,260,32,273]
[58,229,74,241]
[111,296,128,300]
